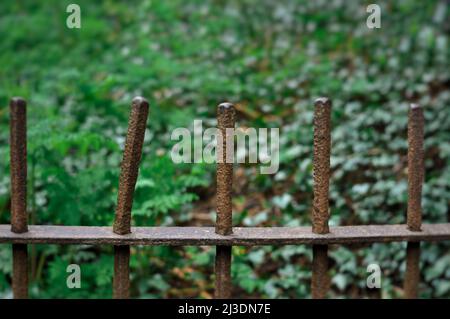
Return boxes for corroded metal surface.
[404,242,420,298]
[113,97,149,235]
[312,97,331,234]
[113,245,130,299]
[215,103,235,299]
[1,224,449,245]
[311,245,329,299]
[216,102,235,236]
[12,244,28,299]
[10,97,29,299]
[407,104,424,232]
[312,98,332,299]
[215,245,232,299]
[113,97,148,300]
[10,97,28,234]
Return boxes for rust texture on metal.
[10,97,28,233]
[311,245,329,299]
[2,224,449,246]
[113,245,130,299]
[404,241,421,298]
[215,245,232,298]
[407,104,424,232]
[114,97,149,235]
[216,102,235,235]
[312,98,331,299]
[215,103,235,299]
[12,244,28,299]
[10,98,29,299]
[312,97,331,234]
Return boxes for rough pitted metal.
[407,104,424,232]
[2,224,450,245]
[312,245,329,299]
[12,244,28,299]
[114,97,149,235]
[215,245,232,298]
[10,97,28,234]
[113,245,130,299]
[312,97,331,234]
[404,241,420,298]
[216,102,235,236]
[10,98,29,299]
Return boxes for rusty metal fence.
[1,96,450,299]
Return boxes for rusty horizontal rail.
[0,224,449,246]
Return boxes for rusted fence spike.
[1,224,450,245]
[407,103,424,232]
[404,103,424,299]
[215,102,235,299]
[114,96,149,235]
[10,97,28,234]
[312,97,331,234]
[113,245,130,299]
[216,102,235,236]
[10,97,29,299]
[311,97,332,299]
[113,97,149,299]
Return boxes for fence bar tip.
[114,97,149,235]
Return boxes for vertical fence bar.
[407,104,424,232]
[214,102,235,299]
[404,103,424,298]
[113,245,130,298]
[311,97,331,299]
[113,96,149,299]
[404,241,420,298]
[10,97,29,299]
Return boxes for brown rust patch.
[114,97,149,235]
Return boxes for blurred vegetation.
[0,0,449,298]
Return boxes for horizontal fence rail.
[1,224,449,246]
[2,96,450,299]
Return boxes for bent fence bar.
[2,96,450,299]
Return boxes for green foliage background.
[0,0,449,298]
